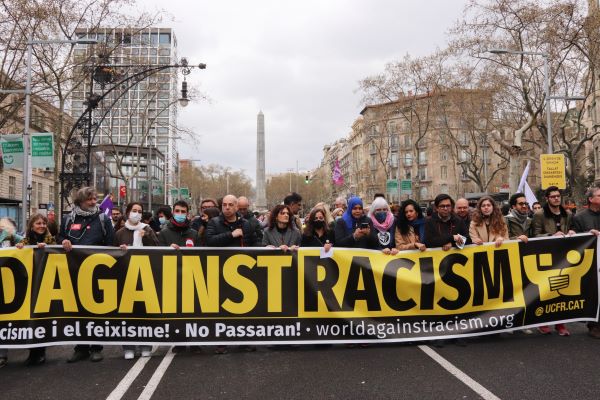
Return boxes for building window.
[49,186,54,203]
[370,154,377,170]
[37,183,43,206]
[159,33,171,44]
[441,148,449,161]
[418,166,427,181]
[404,153,413,166]
[404,169,412,180]
[403,134,412,148]
[390,153,398,168]
[8,176,16,198]
[420,186,428,200]
[418,150,427,164]
[441,165,447,179]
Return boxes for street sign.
[0,134,24,169]
[386,179,398,193]
[540,154,566,189]
[400,179,412,194]
[38,203,47,209]
[170,188,179,199]
[31,132,54,169]
[180,187,190,199]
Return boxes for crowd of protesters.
[1,183,600,368]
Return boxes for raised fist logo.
[523,249,593,301]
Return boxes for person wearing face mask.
[469,196,508,248]
[301,207,334,250]
[150,206,172,233]
[113,202,159,360]
[157,200,200,248]
[367,197,397,254]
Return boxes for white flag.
[518,161,538,205]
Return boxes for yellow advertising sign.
[540,154,566,189]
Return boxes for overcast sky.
[142,0,469,181]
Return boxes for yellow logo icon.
[523,249,593,301]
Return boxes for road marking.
[418,345,501,400]
[106,355,152,400]
[137,347,176,400]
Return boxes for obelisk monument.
[255,111,267,210]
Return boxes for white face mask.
[129,211,142,224]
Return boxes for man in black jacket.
[206,194,256,247]
[424,194,468,251]
[58,187,114,363]
[205,194,256,354]
[237,196,263,243]
[572,185,600,339]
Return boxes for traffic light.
[305,175,309,184]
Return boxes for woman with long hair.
[197,207,221,246]
[14,213,55,366]
[262,204,302,251]
[469,196,508,247]
[114,202,159,359]
[395,199,427,252]
[301,207,334,251]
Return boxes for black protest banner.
[0,234,598,347]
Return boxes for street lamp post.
[0,36,96,230]
[59,56,205,219]
[488,49,552,153]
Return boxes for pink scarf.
[371,212,394,233]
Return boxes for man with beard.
[157,200,200,248]
[531,186,574,336]
[423,194,469,251]
[58,187,114,363]
[572,185,600,339]
[504,193,532,241]
[237,196,263,243]
[205,194,257,353]
[206,194,256,248]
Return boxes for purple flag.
[332,159,344,186]
[99,194,114,216]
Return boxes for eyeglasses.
[437,204,452,209]
[517,202,529,206]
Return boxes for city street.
[1,323,599,399]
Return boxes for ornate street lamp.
[59,55,206,218]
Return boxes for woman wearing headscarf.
[395,199,427,251]
[367,196,397,254]
[114,202,159,360]
[334,196,377,249]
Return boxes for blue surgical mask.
[174,214,187,223]
[374,212,387,223]
[159,217,166,225]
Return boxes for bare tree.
[0,0,162,204]
[449,0,595,192]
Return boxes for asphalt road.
[1,323,599,400]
